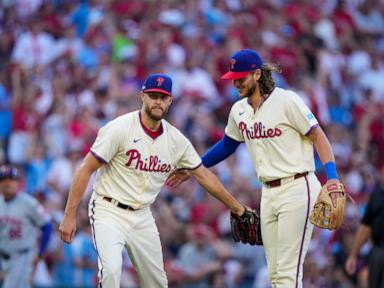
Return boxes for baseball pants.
[88,195,168,288]
[0,249,35,288]
[260,172,321,288]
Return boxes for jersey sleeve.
[176,134,202,170]
[90,120,122,163]
[224,105,244,142]
[285,92,319,135]
[27,197,51,227]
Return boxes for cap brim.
[221,71,251,80]
[143,88,172,96]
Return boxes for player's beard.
[243,80,258,98]
[145,105,168,121]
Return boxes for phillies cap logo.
[230,59,236,70]
[142,74,172,96]
[156,77,165,87]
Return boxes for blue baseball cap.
[0,165,19,180]
[142,74,172,96]
[221,49,264,80]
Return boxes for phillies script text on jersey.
[239,122,282,140]
[125,149,172,173]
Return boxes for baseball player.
[0,164,52,288]
[59,74,247,288]
[167,49,344,287]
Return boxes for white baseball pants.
[260,172,321,288]
[88,196,168,288]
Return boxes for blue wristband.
[324,162,339,180]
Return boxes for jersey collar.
[139,111,164,140]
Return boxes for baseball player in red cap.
[167,49,343,287]
[59,74,248,288]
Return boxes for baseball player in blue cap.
[0,164,52,288]
[167,49,344,287]
[59,73,250,288]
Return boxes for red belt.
[264,172,309,188]
[103,197,137,211]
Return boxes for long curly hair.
[259,63,282,96]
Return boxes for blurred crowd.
[0,0,384,287]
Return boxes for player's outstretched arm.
[166,135,240,188]
[189,165,244,216]
[59,153,102,243]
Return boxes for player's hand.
[232,205,246,217]
[326,179,343,208]
[166,169,191,188]
[59,214,77,244]
[345,255,357,275]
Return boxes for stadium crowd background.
[0,0,384,287]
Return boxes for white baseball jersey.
[90,110,202,208]
[225,87,319,182]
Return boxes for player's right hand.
[165,169,191,188]
[59,215,77,244]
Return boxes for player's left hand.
[325,179,343,208]
[165,169,191,188]
[310,180,349,230]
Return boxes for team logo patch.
[306,112,315,120]
[230,59,236,70]
[156,77,165,87]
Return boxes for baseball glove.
[309,182,347,230]
[231,208,263,246]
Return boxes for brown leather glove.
[309,182,347,230]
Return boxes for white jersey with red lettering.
[90,110,201,209]
[225,87,319,182]
[225,87,322,287]
[88,110,201,288]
